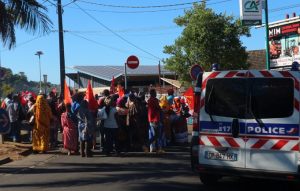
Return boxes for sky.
[0,0,299,84]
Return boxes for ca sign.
[239,0,262,26]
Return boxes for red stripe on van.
[202,72,221,89]
[225,137,240,148]
[260,71,273,77]
[271,140,288,150]
[199,138,205,145]
[251,139,268,149]
[291,144,299,151]
[224,71,238,78]
[207,136,222,147]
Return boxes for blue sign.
[0,109,10,134]
[190,64,203,80]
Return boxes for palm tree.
[0,0,52,49]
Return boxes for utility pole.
[57,0,66,97]
[264,0,270,70]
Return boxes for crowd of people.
[1,88,191,157]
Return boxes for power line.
[74,3,161,61]
[64,25,179,34]
[67,5,191,13]
[68,30,180,37]
[69,0,232,14]
[67,32,158,61]
[44,0,56,7]
[76,0,205,9]
[269,3,300,13]
[63,0,77,8]
[1,35,48,53]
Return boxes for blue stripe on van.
[200,121,299,136]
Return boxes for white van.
[191,70,300,185]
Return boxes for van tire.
[199,174,220,186]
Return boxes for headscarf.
[159,95,169,111]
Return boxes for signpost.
[0,108,10,144]
[125,55,139,90]
[239,0,262,26]
[190,64,203,81]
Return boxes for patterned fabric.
[61,112,78,151]
[32,95,52,152]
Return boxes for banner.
[269,20,300,68]
[183,87,194,111]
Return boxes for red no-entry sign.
[126,55,139,69]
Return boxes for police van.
[191,69,300,185]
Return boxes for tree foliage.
[0,0,52,49]
[163,3,250,82]
[0,67,58,97]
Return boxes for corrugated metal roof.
[71,65,175,81]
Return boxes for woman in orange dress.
[32,95,52,153]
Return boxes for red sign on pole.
[126,55,139,69]
[190,64,203,80]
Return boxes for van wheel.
[199,174,221,186]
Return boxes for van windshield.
[205,78,294,119]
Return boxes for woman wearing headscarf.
[160,95,173,146]
[32,95,52,153]
[103,95,120,155]
[127,93,144,151]
[116,96,129,152]
[61,103,78,155]
[77,100,94,157]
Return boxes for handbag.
[97,106,108,120]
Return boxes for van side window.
[205,78,294,119]
[205,78,248,118]
[251,78,294,119]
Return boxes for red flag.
[110,76,115,94]
[183,87,194,111]
[85,80,98,111]
[64,80,72,105]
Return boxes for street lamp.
[43,74,48,95]
[35,51,43,94]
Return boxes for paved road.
[0,146,298,191]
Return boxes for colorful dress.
[32,95,52,152]
[61,112,78,152]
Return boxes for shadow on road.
[0,145,299,191]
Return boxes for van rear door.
[245,71,299,173]
[198,71,248,168]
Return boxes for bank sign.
[239,0,262,26]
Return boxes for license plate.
[205,151,238,161]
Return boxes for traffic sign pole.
[125,55,139,91]
[264,0,270,70]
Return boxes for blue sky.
[0,0,299,84]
